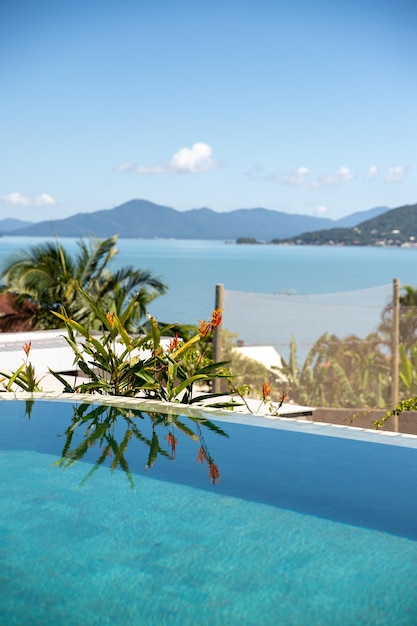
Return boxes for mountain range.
[0,199,391,241]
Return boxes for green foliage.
[0,301,286,416]
[281,333,391,408]
[221,331,283,401]
[398,342,417,394]
[155,322,216,382]
[53,402,228,488]
[378,284,417,352]
[49,289,233,408]
[374,395,417,429]
[376,338,417,428]
[274,203,417,246]
[236,237,260,244]
[0,342,43,392]
[0,235,167,330]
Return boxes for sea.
[1,237,416,350]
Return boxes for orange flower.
[211,308,223,329]
[23,342,32,357]
[198,319,211,338]
[105,312,115,327]
[198,309,223,338]
[262,382,272,400]
[197,446,208,464]
[278,392,286,407]
[166,432,178,458]
[169,332,180,352]
[320,361,332,369]
[208,461,220,485]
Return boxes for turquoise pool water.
[1,398,417,625]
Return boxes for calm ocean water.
[1,236,417,326]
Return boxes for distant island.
[236,237,261,244]
[272,203,417,247]
[0,198,393,242]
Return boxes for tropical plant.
[0,341,43,392]
[0,235,167,330]
[281,332,391,408]
[0,293,288,416]
[398,342,417,395]
[221,332,284,402]
[49,289,234,407]
[53,401,228,488]
[378,284,417,353]
[374,395,417,430]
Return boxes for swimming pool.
[1,394,416,625]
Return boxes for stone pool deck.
[0,392,416,444]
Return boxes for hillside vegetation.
[273,203,417,246]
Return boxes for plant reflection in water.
[53,402,229,488]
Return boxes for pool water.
[0,398,417,625]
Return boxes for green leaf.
[169,418,198,440]
[87,335,112,361]
[196,360,231,374]
[113,315,134,349]
[48,369,75,392]
[52,312,91,339]
[149,316,161,349]
[172,374,208,398]
[133,366,158,385]
[170,333,201,359]
[399,343,413,390]
[187,416,230,437]
[77,360,98,379]
[119,292,139,328]
[78,288,114,329]
[1,364,25,391]
[110,428,132,471]
[146,430,159,469]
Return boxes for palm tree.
[378,284,417,352]
[0,235,167,330]
[281,332,391,408]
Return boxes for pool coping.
[1,391,417,449]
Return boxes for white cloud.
[115,162,135,172]
[0,192,30,206]
[315,205,328,216]
[0,192,57,208]
[244,162,409,188]
[312,166,356,188]
[384,165,405,182]
[171,142,218,173]
[247,166,310,185]
[35,193,56,206]
[247,164,359,188]
[366,166,378,179]
[117,161,166,174]
[117,142,220,175]
[277,166,310,186]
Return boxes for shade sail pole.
[391,278,399,431]
[212,284,224,393]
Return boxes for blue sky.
[1,0,416,222]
